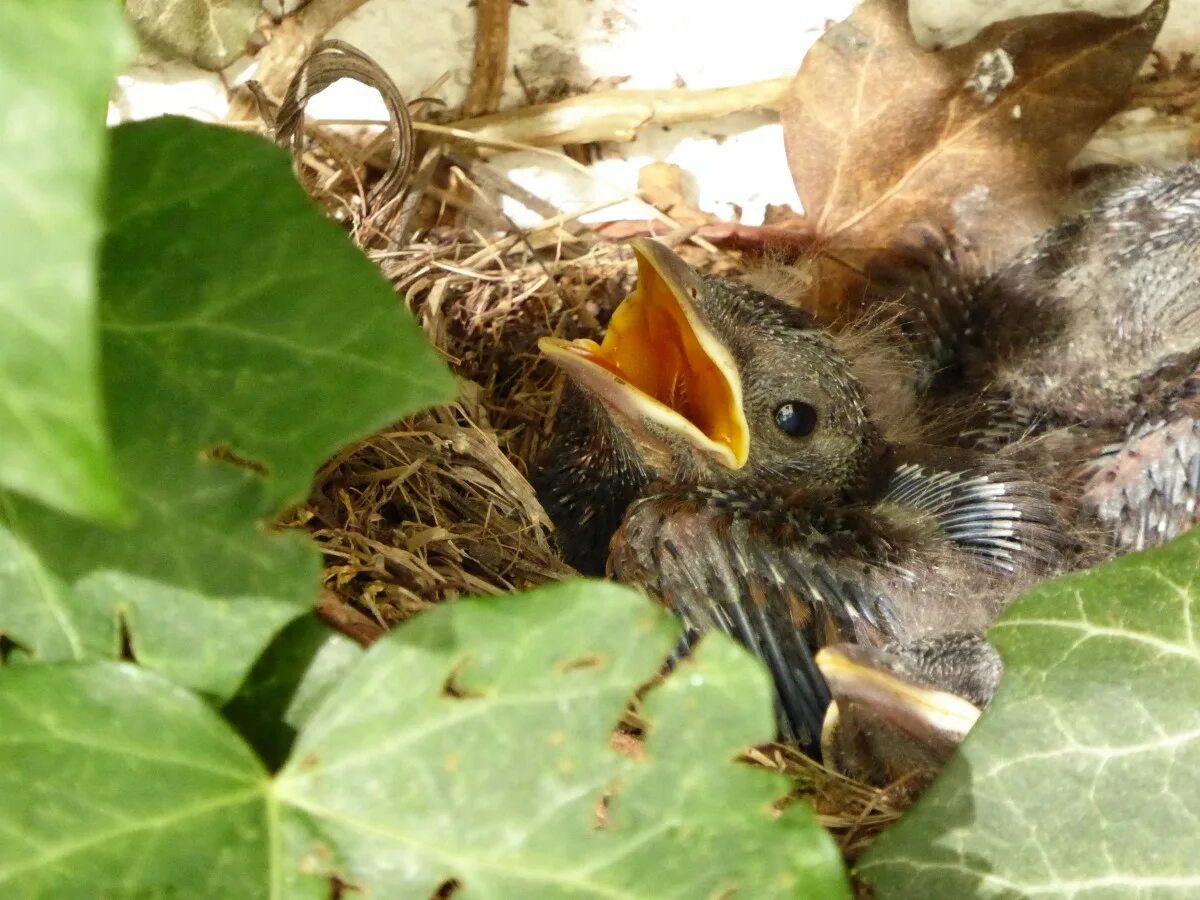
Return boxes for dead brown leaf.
[637,161,712,226]
[782,0,1166,314]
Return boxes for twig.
[595,220,816,260]
[388,145,443,245]
[445,150,562,221]
[259,39,415,208]
[237,75,789,152]
[446,77,791,150]
[403,121,721,254]
[228,0,371,120]
[316,588,386,647]
[463,0,514,117]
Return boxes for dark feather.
[609,486,903,753]
[534,384,650,574]
[865,223,980,391]
[883,463,1062,571]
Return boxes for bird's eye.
[774,402,818,437]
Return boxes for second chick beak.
[539,239,750,470]
[816,644,982,786]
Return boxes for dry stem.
[463,0,514,117]
[447,77,791,150]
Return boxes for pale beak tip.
[627,236,655,255]
[538,336,579,360]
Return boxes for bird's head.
[539,239,883,492]
[816,641,985,787]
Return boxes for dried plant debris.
[305,235,658,625]
[258,39,416,210]
[1134,50,1200,116]
[1077,51,1200,170]
[781,0,1165,315]
[243,36,433,250]
[746,743,906,861]
[306,403,571,624]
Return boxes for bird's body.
[609,467,1055,749]
[898,161,1200,553]
[535,383,650,576]
[536,239,1060,755]
[536,162,1200,777]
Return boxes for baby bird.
[536,239,1060,756]
[886,161,1200,553]
[805,160,1200,772]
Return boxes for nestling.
[815,160,1200,777]
[887,160,1200,553]
[536,239,1062,759]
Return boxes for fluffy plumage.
[537,242,1061,753]
[889,161,1200,552]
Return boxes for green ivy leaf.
[859,530,1200,898]
[222,614,363,770]
[277,580,849,898]
[0,1,130,520]
[126,0,261,70]
[0,663,300,899]
[0,585,849,898]
[0,118,456,697]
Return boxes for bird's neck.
[535,386,652,575]
[848,430,896,501]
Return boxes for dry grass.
[304,233,631,621]
[747,743,909,860]
[307,405,569,623]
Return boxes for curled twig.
[252,38,415,210]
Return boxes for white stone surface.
[322,0,852,224]
[909,0,1153,48]
[331,0,855,107]
[910,0,1200,51]
[110,0,1200,227]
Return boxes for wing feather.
[609,486,899,753]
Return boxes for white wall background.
[112,0,1200,227]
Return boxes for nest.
[296,226,902,852]
[256,46,903,853]
[306,225,743,620]
[305,235,630,620]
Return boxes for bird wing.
[883,461,1062,572]
[1082,417,1200,551]
[608,486,906,754]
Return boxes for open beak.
[816,644,981,783]
[539,239,750,470]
